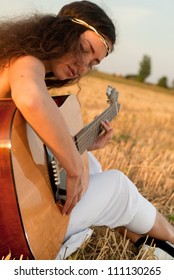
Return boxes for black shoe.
[135,236,174,260]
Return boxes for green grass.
[168,214,174,222]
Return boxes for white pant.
[56,152,156,259]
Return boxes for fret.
[75,106,115,154]
[45,86,120,207]
[74,87,120,154]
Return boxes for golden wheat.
[3,75,173,260]
[52,75,174,260]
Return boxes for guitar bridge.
[44,146,66,205]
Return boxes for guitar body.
[0,94,88,260]
[0,86,119,260]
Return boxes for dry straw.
[2,75,174,260]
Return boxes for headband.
[71,18,111,55]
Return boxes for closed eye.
[79,42,90,54]
[79,39,101,69]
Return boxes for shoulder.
[8,55,50,94]
[8,55,49,83]
[9,55,46,72]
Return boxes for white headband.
[71,18,111,55]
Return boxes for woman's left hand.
[88,119,113,151]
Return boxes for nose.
[79,65,90,76]
[75,62,91,76]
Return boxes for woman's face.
[49,30,112,80]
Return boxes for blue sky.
[0,0,174,85]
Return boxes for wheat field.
[53,75,174,260]
[3,75,173,260]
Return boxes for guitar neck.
[73,102,119,154]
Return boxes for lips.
[67,65,77,78]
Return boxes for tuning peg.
[106,85,112,97]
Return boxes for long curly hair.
[0,1,116,88]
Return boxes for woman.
[0,1,173,260]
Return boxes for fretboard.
[73,101,120,154]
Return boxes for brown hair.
[58,1,116,46]
[0,1,116,88]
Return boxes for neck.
[74,100,118,154]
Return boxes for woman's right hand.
[8,56,86,216]
[62,158,85,216]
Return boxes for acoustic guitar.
[0,86,120,260]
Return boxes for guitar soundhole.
[44,146,66,205]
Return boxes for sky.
[0,0,174,85]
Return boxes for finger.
[77,190,83,202]
[104,119,111,126]
[101,120,112,131]
[102,127,113,143]
[106,132,113,142]
[101,121,108,131]
[66,196,78,215]
[101,123,113,137]
[62,195,74,215]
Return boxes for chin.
[61,76,78,81]
[56,73,72,80]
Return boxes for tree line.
[125,55,173,89]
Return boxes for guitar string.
[74,105,117,149]
[76,110,116,154]
[48,103,118,172]
[74,105,114,144]
[73,104,118,154]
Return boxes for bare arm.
[9,56,84,215]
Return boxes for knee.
[110,169,138,193]
[108,169,127,191]
[108,169,127,183]
[108,169,138,202]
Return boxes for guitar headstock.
[106,86,120,111]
